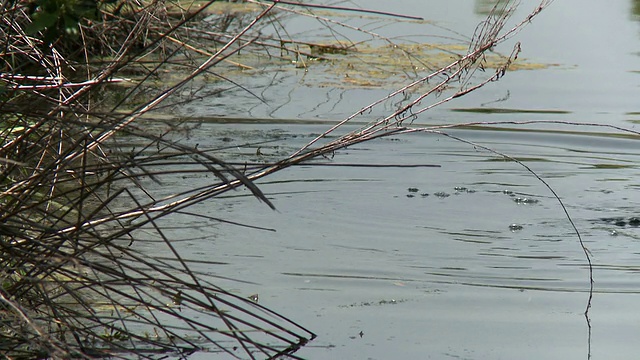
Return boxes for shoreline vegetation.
[1,1,556,358]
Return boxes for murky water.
[135,1,640,359]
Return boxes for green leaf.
[63,13,80,37]
[25,11,59,35]
[74,0,99,18]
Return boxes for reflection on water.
[473,0,510,16]
[134,119,640,359]
[632,0,640,19]
[479,0,640,23]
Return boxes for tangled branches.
[0,1,311,358]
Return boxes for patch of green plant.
[25,0,116,43]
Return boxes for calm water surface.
[141,122,639,360]
[140,1,640,359]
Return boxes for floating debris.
[454,186,475,194]
[340,298,404,308]
[434,191,450,198]
[513,197,538,205]
[420,193,430,197]
[407,187,419,193]
[406,194,415,198]
[503,189,514,195]
[597,217,640,227]
[171,290,183,306]
[509,224,523,232]
[610,230,618,237]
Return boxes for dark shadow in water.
[451,107,571,114]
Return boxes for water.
[135,1,640,359]
[133,121,637,359]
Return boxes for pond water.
[137,1,640,359]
